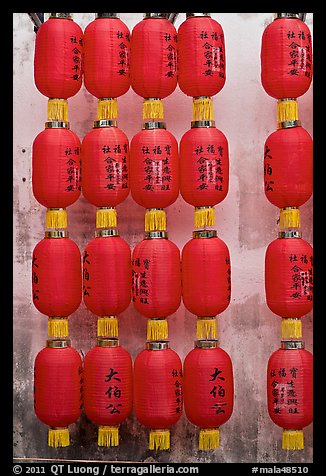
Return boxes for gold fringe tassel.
[279,207,300,230]
[143,99,164,120]
[282,430,304,450]
[194,206,215,228]
[199,428,220,450]
[192,97,214,121]
[96,207,117,229]
[145,208,166,232]
[149,429,170,450]
[281,318,302,339]
[48,99,68,122]
[196,317,217,339]
[48,317,69,338]
[277,99,298,124]
[147,318,168,341]
[48,427,70,448]
[97,98,118,120]
[46,208,68,229]
[98,425,119,447]
[97,316,118,338]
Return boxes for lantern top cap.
[278,231,302,239]
[281,340,305,350]
[49,13,73,19]
[193,230,217,239]
[274,13,306,21]
[146,341,169,350]
[95,228,120,238]
[46,339,71,348]
[278,120,301,129]
[143,13,169,19]
[44,230,69,239]
[96,13,119,18]
[97,338,120,347]
[45,121,70,129]
[142,121,166,130]
[186,13,211,18]
[145,231,168,239]
[93,119,117,129]
[195,339,219,349]
[191,120,215,128]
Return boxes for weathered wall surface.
[13,13,313,464]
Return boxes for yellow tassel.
[279,207,300,230]
[281,318,302,339]
[192,97,214,121]
[282,430,304,450]
[48,427,70,448]
[98,425,119,447]
[194,206,215,228]
[149,429,170,450]
[96,207,117,229]
[48,317,69,338]
[46,208,67,229]
[145,208,166,232]
[143,99,164,120]
[97,316,118,337]
[196,317,217,339]
[47,99,68,122]
[97,98,118,120]
[147,318,168,341]
[277,99,298,124]
[199,428,220,450]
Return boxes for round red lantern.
[130,14,177,101]
[134,341,183,450]
[180,120,229,227]
[261,13,313,99]
[83,229,131,337]
[267,340,313,450]
[132,231,181,340]
[83,338,133,446]
[81,119,130,228]
[32,121,81,229]
[130,121,179,231]
[32,231,82,337]
[183,340,234,450]
[83,13,130,101]
[264,123,313,210]
[34,339,82,447]
[181,230,231,339]
[178,13,226,98]
[265,231,313,338]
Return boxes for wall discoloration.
[13,12,313,464]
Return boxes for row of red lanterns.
[260,13,313,451]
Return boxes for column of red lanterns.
[31,13,84,448]
[261,13,313,451]
[178,13,234,451]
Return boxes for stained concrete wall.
[13,13,313,464]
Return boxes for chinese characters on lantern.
[102,143,129,191]
[195,143,224,191]
[286,30,312,78]
[163,32,177,79]
[105,368,122,415]
[70,34,83,82]
[131,257,150,305]
[199,30,225,78]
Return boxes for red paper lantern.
[130,14,177,100]
[181,230,231,338]
[34,339,82,447]
[267,340,313,450]
[83,338,133,446]
[183,340,234,450]
[81,119,130,228]
[130,122,179,231]
[264,124,313,209]
[83,14,130,100]
[32,231,82,337]
[83,229,131,337]
[134,341,183,450]
[180,121,229,227]
[32,122,81,228]
[178,13,226,98]
[261,14,313,99]
[265,231,313,318]
[34,14,83,99]
[131,231,181,340]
